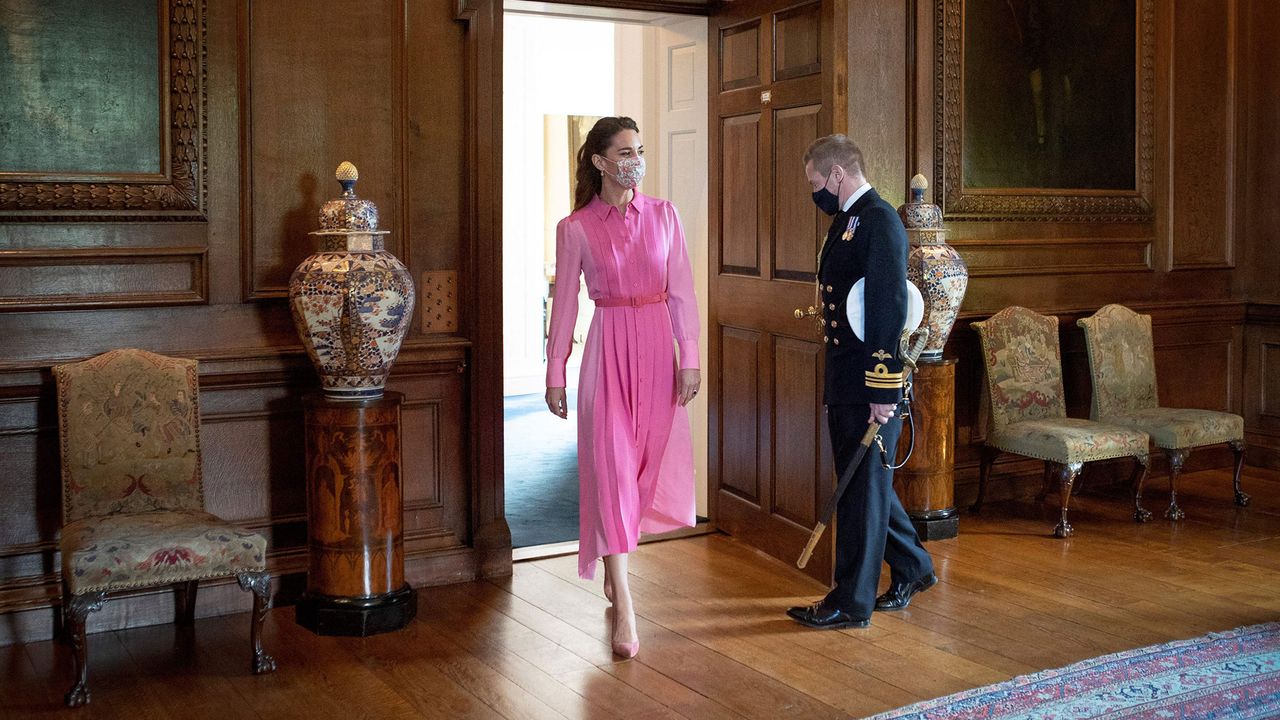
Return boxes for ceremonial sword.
[796,327,930,569]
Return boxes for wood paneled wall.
[842,0,1275,500]
[0,0,508,645]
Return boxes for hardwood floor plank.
[3,468,1277,719]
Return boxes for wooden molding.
[0,0,207,221]
[0,247,207,311]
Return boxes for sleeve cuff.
[677,338,700,370]
[546,360,568,388]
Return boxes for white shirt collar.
[842,182,872,213]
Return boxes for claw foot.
[1165,504,1185,521]
[1134,508,1152,523]
[1053,521,1074,538]
[253,653,278,675]
[64,685,90,708]
[1235,491,1251,507]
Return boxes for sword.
[797,327,930,569]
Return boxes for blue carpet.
[504,391,579,548]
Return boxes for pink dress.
[546,192,700,580]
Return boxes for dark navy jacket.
[818,187,908,406]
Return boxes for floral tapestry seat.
[1078,304,1248,520]
[972,307,1151,537]
[54,349,277,708]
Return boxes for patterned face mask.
[599,155,646,189]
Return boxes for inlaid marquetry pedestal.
[296,393,416,636]
[894,359,960,540]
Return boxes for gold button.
[825,284,833,292]
[828,303,835,310]
[833,338,840,345]
[823,335,829,343]
[830,320,837,328]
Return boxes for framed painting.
[934,0,1154,221]
[0,0,205,220]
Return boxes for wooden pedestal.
[894,359,959,541]
[296,392,417,636]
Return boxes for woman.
[545,116,700,659]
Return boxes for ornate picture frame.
[0,0,205,221]
[934,0,1154,222]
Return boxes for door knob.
[794,306,818,319]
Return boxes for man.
[787,135,937,630]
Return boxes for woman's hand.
[546,387,568,418]
[676,369,701,407]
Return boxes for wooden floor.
[5,466,1280,719]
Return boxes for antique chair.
[971,307,1151,537]
[53,349,277,708]
[1077,304,1247,520]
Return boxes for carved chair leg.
[237,572,277,675]
[1130,454,1152,522]
[1036,462,1053,504]
[64,591,106,708]
[1164,448,1188,521]
[1052,462,1082,539]
[174,580,199,627]
[1229,440,1250,506]
[972,446,1000,513]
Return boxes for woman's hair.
[573,116,640,211]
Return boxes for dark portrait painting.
[962,0,1136,191]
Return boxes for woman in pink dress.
[545,116,700,659]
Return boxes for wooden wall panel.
[1170,0,1236,269]
[243,0,404,299]
[720,114,762,274]
[0,0,501,646]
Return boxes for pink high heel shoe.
[610,608,639,659]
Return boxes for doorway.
[501,1,711,556]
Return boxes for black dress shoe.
[874,573,938,612]
[786,602,870,630]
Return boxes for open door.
[709,0,840,581]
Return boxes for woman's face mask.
[599,154,646,189]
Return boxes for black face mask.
[811,172,843,216]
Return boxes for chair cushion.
[989,418,1150,464]
[61,511,266,594]
[1100,408,1243,450]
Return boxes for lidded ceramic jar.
[898,173,967,362]
[288,162,415,399]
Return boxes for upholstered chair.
[1077,304,1247,520]
[971,307,1151,537]
[53,349,277,708]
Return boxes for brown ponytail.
[573,116,640,211]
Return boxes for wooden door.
[709,0,841,581]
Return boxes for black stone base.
[909,510,959,541]
[295,584,417,637]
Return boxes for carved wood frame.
[0,0,206,221]
[933,0,1154,222]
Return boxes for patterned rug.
[870,622,1280,719]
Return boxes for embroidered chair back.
[1077,304,1159,419]
[54,349,205,522]
[972,306,1068,430]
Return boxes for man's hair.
[803,134,864,177]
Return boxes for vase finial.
[910,173,928,203]
[336,161,359,197]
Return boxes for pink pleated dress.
[546,192,700,580]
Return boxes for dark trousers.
[823,403,933,618]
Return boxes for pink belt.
[594,291,668,308]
